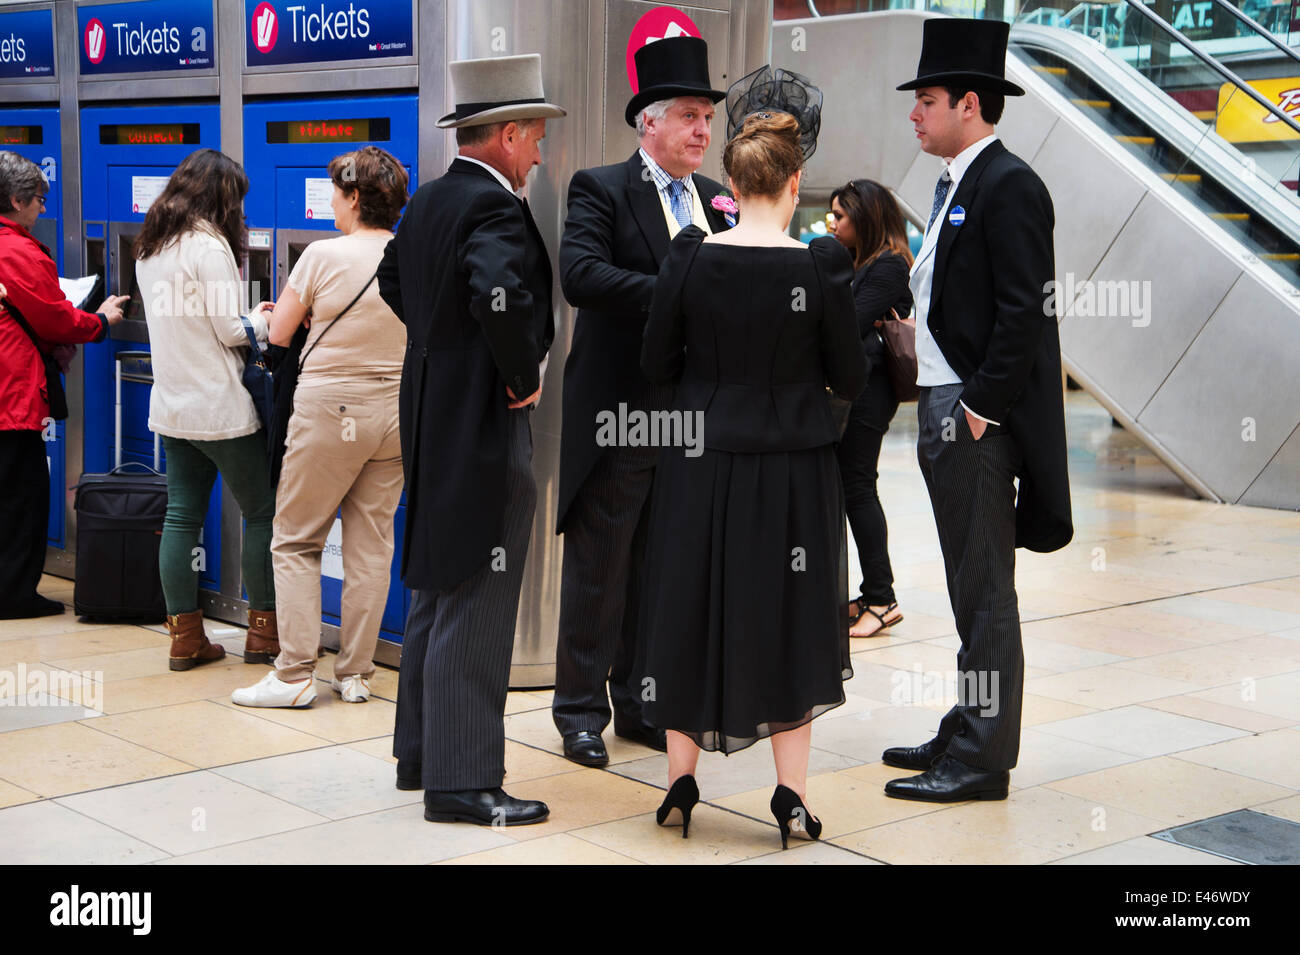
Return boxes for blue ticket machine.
[0,108,71,554]
[79,103,223,593]
[243,93,417,652]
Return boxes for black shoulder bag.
[263,271,377,487]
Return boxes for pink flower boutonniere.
[711,194,738,228]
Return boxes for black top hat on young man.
[896,18,1024,97]
[625,35,726,127]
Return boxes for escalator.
[774,3,1300,509]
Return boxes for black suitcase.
[73,351,168,621]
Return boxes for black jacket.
[555,151,731,534]
[851,250,913,368]
[926,140,1072,553]
[378,158,554,591]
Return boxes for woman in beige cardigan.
[135,148,278,671]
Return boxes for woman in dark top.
[828,179,913,637]
[639,111,865,848]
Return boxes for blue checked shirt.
[639,148,696,228]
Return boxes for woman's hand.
[97,294,130,325]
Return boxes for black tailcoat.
[555,150,730,534]
[927,140,1073,553]
[378,158,554,591]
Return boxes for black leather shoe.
[562,730,609,767]
[884,754,1009,803]
[423,788,549,826]
[614,723,667,752]
[396,759,421,791]
[881,736,946,771]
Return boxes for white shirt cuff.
[960,400,1001,427]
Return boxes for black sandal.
[851,602,903,637]
[847,599,867,626]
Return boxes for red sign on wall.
[626,6,703,93]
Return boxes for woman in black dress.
[828,180,914,637]
[639,109,865,848]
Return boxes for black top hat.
[625,36,726,128]
[897,18,1025,97]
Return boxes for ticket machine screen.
[0,125,42,145]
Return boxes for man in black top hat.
[880,18,1072,802]
[551,35,734,766]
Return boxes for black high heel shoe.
[655,775,700,838]
[771,784,823,849]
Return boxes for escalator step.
[1161,173,1202,183]
[1261,253,1300,261]
[1211,212,1249,221]
[1116,135,1156,145]
[1071,98,1111,109]
[1193,110,1216,121]
[1034,65,1068,75]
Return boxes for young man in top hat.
[378,54,564,825]
[881,18,1073,802]
[551,35,734,766]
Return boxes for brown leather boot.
[167,611,226,671]
[244,608,280,665]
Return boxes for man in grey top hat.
[379,54,564,825]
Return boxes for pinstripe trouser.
[551,383,671,738]
[917,383,1025,771]
[392,409,535,791]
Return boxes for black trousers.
[917,384,1025,771]
[551,384,670,738]
[0,430,53,616]
[392,410,536,791]
[836,370,899,606]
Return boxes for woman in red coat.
[0,151,126,619]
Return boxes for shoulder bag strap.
[297,271,378,373]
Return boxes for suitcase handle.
[109,461,162,477]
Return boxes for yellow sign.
[1216,77,1300,143]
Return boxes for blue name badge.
[948,205,966,227]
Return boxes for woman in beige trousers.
[233,146,409,708]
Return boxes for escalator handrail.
[1118,0,1300,139]
[1011,23,1300,243]
[1207,0,1300,68]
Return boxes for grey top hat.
[437,53,567,128]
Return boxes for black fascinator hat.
[725,65,822,160]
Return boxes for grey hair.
[455,116,543,148]
[0,151,47,213]
[635,99,674,139]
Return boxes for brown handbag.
[876,308,919,403]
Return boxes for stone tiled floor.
[2,391,1298,864]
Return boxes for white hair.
[635,99,674,138]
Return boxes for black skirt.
[638,443,852,754]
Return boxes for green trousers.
[159,432,276,615]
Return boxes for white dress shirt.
[909,133,1001,425]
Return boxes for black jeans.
[0,430,52,616]
[836,371,899,606]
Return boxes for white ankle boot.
[231,670,317,708]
